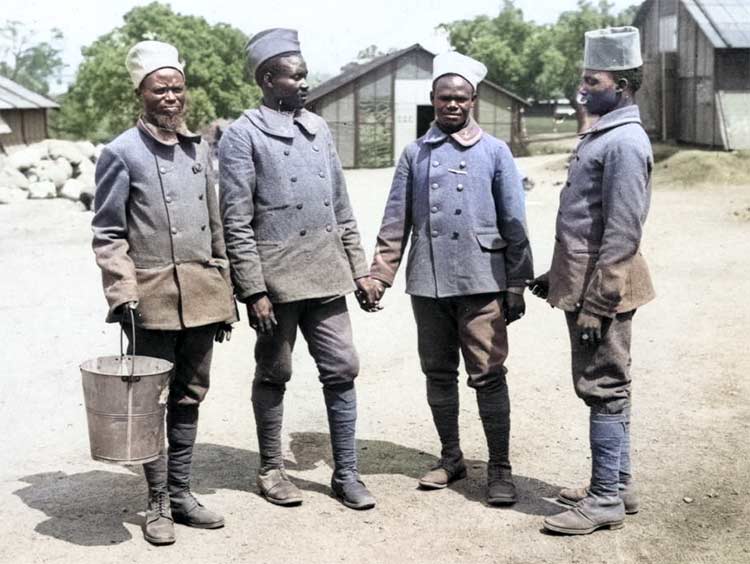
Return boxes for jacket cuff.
[505,286,525,295]
[582,298,616,319]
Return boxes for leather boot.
[167,404,224,528]
[476,375,516,505]
[324,383,375,510]
[252,380,302,506]
[144,490,175,545]
[419,378,465,489]
[544,410,626,535]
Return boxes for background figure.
[219,28,378,510]
[91,40,237,545]
[363,51,533,506]
[529,26,654,535]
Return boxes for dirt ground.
[1,154,749,564]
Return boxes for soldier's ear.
[616,77,629,94]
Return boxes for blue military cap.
[245,28,301,73]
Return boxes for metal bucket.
[80,313,173,464]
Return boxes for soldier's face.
[139,68,186,130]
[264,54,309,111]
[578,69,620,116]
[430,75,476,133]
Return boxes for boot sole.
[557,495,639,515]
[262,494,303,507]
[418,468,467,490]
[543,520,624,535]
[144,533,176,545]
[333,493,376,510]
[487,495,517,506]
[172,515,225,529]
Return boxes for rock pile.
[0,139,102,208]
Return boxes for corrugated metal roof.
[0,75,59,110]
[684,0,750,48]
[306,43,529,107]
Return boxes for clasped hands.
[526,273,603,347]
[355,276,385,313]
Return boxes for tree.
[56,2,260,142]
[0,20,65,95]
[339,44,397,73]
[440,0,639,130]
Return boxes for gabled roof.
[0,75,59,111]
[306,43,529,107]
[683,0,750,48]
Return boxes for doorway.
[416,105,434,138]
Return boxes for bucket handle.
[119,307,140,383]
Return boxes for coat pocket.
[475,230,508,251]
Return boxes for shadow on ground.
[14,436,562,546]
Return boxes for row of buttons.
[430,230,462,239]
[170,225,207,234]
[290,172,326,182]
[431,183,464,191]
[432,160,467,168]
[165,193,204,204]
[299,224,335,236]
[430,206,463,215]
[283,145,320,156]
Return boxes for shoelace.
[154,492,170,516]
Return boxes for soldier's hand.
[576,310,602,347]
[354,276,384,312]
[526,273,550,300]
[503,293,526,325]
[215,323,233,343]
[247,295,277,336]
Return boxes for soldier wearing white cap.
[92,40,236,545]
[219,28,377,510]
[362,51,533,504]
[529,26,655,535]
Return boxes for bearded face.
[139,67,187,131]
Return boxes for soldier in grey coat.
[219,29,376,510]
[363,52,533,505]
[529,27,655,535]
[92,41,236,545]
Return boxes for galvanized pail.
[80,313,172,464]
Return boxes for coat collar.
[423,117,484,148]
[580,105,642,137]
[244,105,320,139]
[137,117,201,146]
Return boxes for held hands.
[526,273,550,300]
[503,293,526,325]
[355,276,385,313]
[576,309,603,347]
[247,294,278,336]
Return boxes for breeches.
[254,296,359,387]
[565,310,635,414]
[411,293,509,389]
[123,322,217,406]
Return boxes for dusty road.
[1,155,748,564]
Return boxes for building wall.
[0,109,48,149]
[678,2,721,147]
[317,84,356,168]
[356,63,394,168]
[393,79,432,162]
[715,49,750,90]
[476,85,513,143]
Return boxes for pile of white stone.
[0,139,101,208]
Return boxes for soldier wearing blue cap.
[361,51,534,505]
[219,28,377,510]
[529,26,655,535]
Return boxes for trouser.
[251,297,360,479]
[123,322,218,494]
[411,293,511,471]
[565,310,635,415]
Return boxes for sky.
[2,0,638,92]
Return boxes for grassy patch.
[653,149,750,189]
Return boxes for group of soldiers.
[91,25,654,546]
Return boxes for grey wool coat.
[547,105,655,318]
[218,106,368,304]
[92,121,236,330]
[370,120,533,297]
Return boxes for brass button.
[432,161,439,167]
[326,224,333,232]
[431,206,438,213]
[291,176,298,183]
[313,145,320,152]
[171,227,177,235]
[201,225,206,231]
[165,196,172,203]
[300,229,307,236]
[324,199,330,206]
[159,167,166,174]
[198,194,204,200]
[452,232,459,239]
[457,184,464,191]
[318,171,325,178]
[297,203,303,209]
[431,183,439,190]
[455,209,462,215]
[284,149,290,156]
[431,230,438,237]
[459,161,466,169]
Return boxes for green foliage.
[440,0,638,103]
[0,20,64,95]
[56,2,259,142]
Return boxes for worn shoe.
[487,467,517,506]
[557,481,639,514]
[257,468,303,506]
[543,494,625,535]
[170,490,224,529]
[418,460,467,490]
[144,491,175,545]
[331,477,376,510]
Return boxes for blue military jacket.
[219,106,368,304]
[370,119,533,297]
[547,105,655,317]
